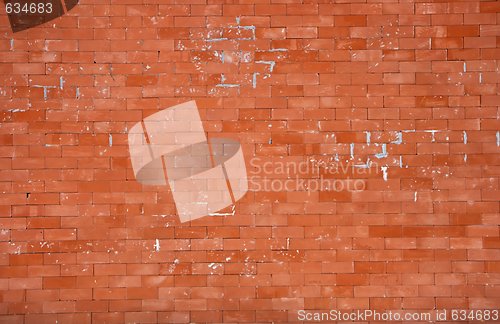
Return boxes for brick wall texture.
[0,0,499,323]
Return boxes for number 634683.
[5,2,53,14]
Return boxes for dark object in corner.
[3,0,79,33]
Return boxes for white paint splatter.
[206,37,228,42]
[32,85,56,101]
[381,166,388,181]
[392,132,402,145]
[424,130,437,142]
[9,108,26,113]
[167,259,179,273]
[375,144,387,159]
[365,131,371,145]
[154,239,160,252]
[216,74,239,88]
[354,157,371,169]
[209,205,236,217]
[264,48,288,52]
[241,52,252,63]
[255,60,276,72]
[252,72,259,88]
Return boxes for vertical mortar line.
[206,136,236,205]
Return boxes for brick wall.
[0,0,499,323]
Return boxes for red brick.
[9,278,42,290]
[43,277,76,289]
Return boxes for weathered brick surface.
[0,0,499,323]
